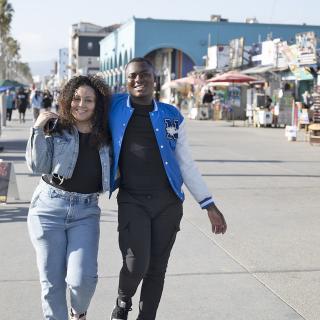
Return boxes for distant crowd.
[4,87,60,123]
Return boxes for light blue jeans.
[28,178,101,320]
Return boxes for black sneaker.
[70,308,87,319]
[110,298,132,320]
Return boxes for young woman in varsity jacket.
[109,57,227,320]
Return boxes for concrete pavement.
[0,109,320,320]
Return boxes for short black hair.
[125,57,155,72]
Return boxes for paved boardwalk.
[0,110,319,319]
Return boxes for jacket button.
[165,161,168,165]
[160,145,164,148]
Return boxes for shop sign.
[229,37,244,69]
[207,45,229,70]
[261,40,276,66]
[296,31,317,66]
[0,161,19,203]
[0,162,11,203]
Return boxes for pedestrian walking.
[202,88,214,104]
[16,87,28,123]
[53,90,60,113]
[25,75,111,320]
[4,89,15,121]
[109,57,227,320]
[30,90,42,122]
[42,89,53,111]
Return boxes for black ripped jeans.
[116,188,183,320]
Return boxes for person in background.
[42,89,53,111]
[15,87,28,123]
[202,88,213,104]
[53,90,60,113]
[302,90,313,109]
[30,90,43,122]
[5,89,15,121]
[265,95,273,111]
[26,75,111,320]
[109,57,227,320]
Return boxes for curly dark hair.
[57,75,111,148]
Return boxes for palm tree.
[0,0,14,78]
[16,62,33,83]
[4,36,20,78]
[0,0,14,37]
[0,1,32,84]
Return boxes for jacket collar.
[126,95,158,112]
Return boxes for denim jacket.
[110,94,214,209]
[26,126,110,193]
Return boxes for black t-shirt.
[202,92,213,104]
[118,102,170,193]
[16,92,28,111]
[45,132,102,193]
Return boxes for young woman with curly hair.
[26,75,111,320]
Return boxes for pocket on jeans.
[90,203,101,216]
[29,188,42,209]
[158,223,181,259]
[118,220,130,254]
[27,212,44,240]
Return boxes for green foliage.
[0,0,32,83]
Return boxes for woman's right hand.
[34,111,58,129]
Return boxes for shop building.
[57,48,68,85]
[99,16,320,92]
[68,22,119,79]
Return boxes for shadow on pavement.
[196,159,282,163]
[203,173,320,178]
[0,139,27,152]
[0,155,26,162]
[195,159,320,164]
[0,206,28,223]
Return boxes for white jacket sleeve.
[174,119,214,209]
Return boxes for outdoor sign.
[207,45,229,70]
[277,42,312,80]
[296,31,317,66]
[290,66,313,81]
[0,161,19,203]
[261,40,276,66]
[278,42,299,68]
[274,41,288,68]
[0,162,11,203]
[229,37,244,69]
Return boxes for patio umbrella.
[207,81,249,87]
[162,76,205,90]
[0,79,27,87]
[207,71,258,125]
[174,76,205,86]
[206,71,257,83]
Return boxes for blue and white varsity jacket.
[109,94,214,209]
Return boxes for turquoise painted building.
[100,17,320,88]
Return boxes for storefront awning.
[242,65,274,74]
[281,67,313,81]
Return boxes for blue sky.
[10,0,320,63]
